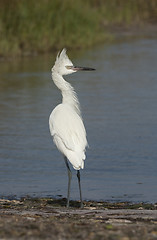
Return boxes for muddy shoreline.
[0,198,157,239]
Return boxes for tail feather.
[67,151,85,170]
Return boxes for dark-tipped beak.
[66,66,95,71]
[73,66,95,71]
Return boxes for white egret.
[49,49,95,207]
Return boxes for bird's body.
[49,103,87,170]
[49,49,95,207]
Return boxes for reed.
[0,0,156,57]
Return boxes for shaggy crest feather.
[52,48,73,73]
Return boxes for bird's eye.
[66,66,73,69]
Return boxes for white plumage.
[49,49,88,169]
[49,48,95,207]
[49,104,87,170]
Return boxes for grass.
[0,0,156,57]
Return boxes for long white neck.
[52,71,81,115]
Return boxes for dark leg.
[77,170,83,208]
[64,157,72,208]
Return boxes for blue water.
[0,37,157,203]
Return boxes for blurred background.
[0,0,157,57]
[0,0,157,203]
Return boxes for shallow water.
[0,37,157,203]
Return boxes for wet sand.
[0,198,157,239]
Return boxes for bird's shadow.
[47,198,82,208]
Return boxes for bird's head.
[52,48,95,76]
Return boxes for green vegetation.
[0,0,156,57]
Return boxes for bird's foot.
[66,201,70,208]
[80,202,84,209]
